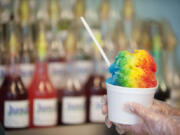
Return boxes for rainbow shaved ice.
[107,50,157,88]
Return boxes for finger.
[115,123,144,135]
[115,126,126,135]
[125,102,165,124]
[125,102,150,121]
[101,95,108,115]
[105,116,112,128]
[115,123,133,132]
[101,95,107,105]
[102,104,108,115]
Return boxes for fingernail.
[105,121,111,128]
[129,105,134,112]
[106,122,111,128]
[124,103,134,112]
[124,103,131,112]
[123,104,129,112]
[115,126,125,135]
[105,117,112,128]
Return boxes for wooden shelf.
[6,124,118,135]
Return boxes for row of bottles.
[0,15,106,130]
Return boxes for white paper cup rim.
[106,83,158,94]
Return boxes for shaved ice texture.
[107,50,157,88]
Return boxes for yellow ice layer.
[129,67,144,88]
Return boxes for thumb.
[125,102,152,121]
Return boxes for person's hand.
[102,96,180,135]
[116,103,180,135]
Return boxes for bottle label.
[48,62,66,89]
[75,60,93,85]
[4,100,29,128]
[33,99,57,126]
[0,66,5,86]
[20,64,34,88]
[90,95,105,122]
[62,96,86,124]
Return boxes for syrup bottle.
[99,0,115,62]
[85,64,106,123]
[122,0,134,39]
[74,0,85,22]
[58,29,86,124]
[73,1,93,88]
[162,21,179,89]
[122,0,140,50]
[99,0,110,39]
[57,29,76,125]
[85,43,106,123]
[162,21,180,106]
[19,0,35,89]
[113,21,128,52]
[28,22,57,128]
[0,16,29,130]
[73,0,90,61]
[151,23,170,101]
[47,0,66,91]
[139,21,151,50]
[19,25,35,89]
[59,61,86,125]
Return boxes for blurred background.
[0,0,180,135]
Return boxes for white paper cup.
[106,83,157,125]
